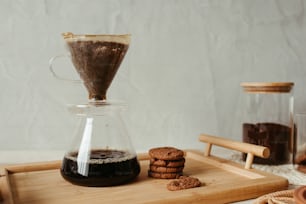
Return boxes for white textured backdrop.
[1,0,306,161]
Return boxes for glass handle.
[48,54,81,83]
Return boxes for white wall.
[1,0,306,160]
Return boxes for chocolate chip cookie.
[150,158,185,167]
[148,171,182,179]
[150,165,184,173]
[149,147,184,160]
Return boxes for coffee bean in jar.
[242,122,291,164]
[241,82,294,165]
[294,114,306,173]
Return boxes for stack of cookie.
[148,147,185,179]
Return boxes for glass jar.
[294,114,306,173]
[241,82,294,165]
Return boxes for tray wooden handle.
[199,134,270,169]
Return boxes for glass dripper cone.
[63,32,130,101]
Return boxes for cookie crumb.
[167,176,202,191]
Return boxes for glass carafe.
[61,101,140,187]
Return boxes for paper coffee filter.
[62,32,131,44]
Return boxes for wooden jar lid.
[241,82,294,93]
[294,186,306,204]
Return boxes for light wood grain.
[0,150,288,204]
[199,134,270,169]
[5,160,61,174]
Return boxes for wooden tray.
[0,135,289,204]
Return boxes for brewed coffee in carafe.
[50,33,140,187]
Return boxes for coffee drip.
[50,32,140,187]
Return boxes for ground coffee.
[242,122,291,165]
[67,40,129,100]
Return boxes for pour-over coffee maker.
[49,32,140,187]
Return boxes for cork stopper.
[241,82,294,93]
